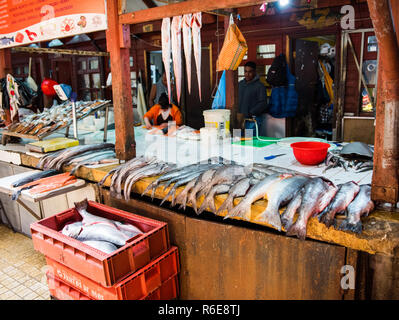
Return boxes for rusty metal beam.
[106,0,136,160]
[119,0,273,25]
[367,0,399,204]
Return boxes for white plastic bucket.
[203,109,231,138]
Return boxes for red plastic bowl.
[291,141,330,165]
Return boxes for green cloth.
[232,137,280,148]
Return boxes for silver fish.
[197,184,231,215]
[319,181,360,228]
[286,178,330,240]
[176,176,200,210]
[70,152,116,175]
[82,240,118,254]
[160,172,203,207]
[224,174,293,221]
[216,177,252,215]
[257,176,310,231]
[187,168,218,213]
[281,192,303,231]
[338,184,374,234]
[66,150,115,165]
[11,169,58,188]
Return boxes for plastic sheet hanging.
[211,70,226,109]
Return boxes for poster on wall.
[0,0,107,49]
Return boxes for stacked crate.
[30,200,179,300]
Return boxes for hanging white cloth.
[6,74,21,121]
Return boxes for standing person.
[238,61,267,137]
[144,92,182,129]
[148,71,176,107]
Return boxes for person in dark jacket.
[238,61,267,137]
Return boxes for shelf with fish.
[88,158,399,257]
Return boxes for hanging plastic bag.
[216,15,248,71]
[212,71,226,109]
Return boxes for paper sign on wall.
[0,0,107,49]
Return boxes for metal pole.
[72,101,78,140]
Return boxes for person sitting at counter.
[143,92,183,129]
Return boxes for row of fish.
[162,12,202,105]
[61,199,143,254]
[5,100,108,138]
[36,143,116,173]
[98,157,375,239]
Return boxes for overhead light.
[279,0,289,6]
[48,39,64,47]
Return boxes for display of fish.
[11,169,58,188]
[162,17,172,103]
[70,152,117,176]
[192,12,202,101]
[319,181,360,228]
[286,178,330,240]
[197,184,232,215]
[173,176,199,208]
[257,176,310,231]
[280,192,302,231]
[338,184,374,234]
[182,14,193,94]
[224,174,293,221]
[216,177,252,215]
[171,16,183,105]
[82,240,118,254]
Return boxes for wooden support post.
[224,12,239,130]
[367,0,399,204]
[106,0,136,160]
[0,49,11,78]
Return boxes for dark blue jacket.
[238,75,267,117]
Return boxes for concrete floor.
[0,224,50,300]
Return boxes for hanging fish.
[161,17,172,104]
[171,15,183,105]
[6,74,21,121]
[182,14,193,95]
[192,12,202,101]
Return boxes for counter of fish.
[36,143,116,173]
[98,157,374,239]
[5,100,109,138]
[61,199,143,254]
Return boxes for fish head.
[61,221,82,238]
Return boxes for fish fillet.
[182,14,193,94]
[192,12,202,101]
[161,18,172,103]
[171,16,183,105]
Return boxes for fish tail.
[224,201,250,220]
[197,197,210,215]
[286,221,307,240]
[258,208,282,231]
[319,212,335,228]
[338,219,362,234]
[160,187,175,206]
[215,197,230,215]
[141,182,155,197]
[74,198,89,213]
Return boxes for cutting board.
[232,137,280,148]
[26,137,79,153]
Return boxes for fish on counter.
[338,184,374,234]
[11,169,58,188]
[216,177,253,215]
[318,181,360,228]
[197,184,232,215]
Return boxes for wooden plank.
[119,0,271,25]
[11,47,109,57]
[106,0,136,160]
[0,49,11,78]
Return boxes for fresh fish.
[171,16,183,105]
[98,167,119,187]
[161,172,203,206]
[281,193,302,231]
[175,176,199,209]
[66,150,115,165]
[162,17,172,103]
[251,168,273,179]
[200,165,250,197]
[192,12,202,101]
[124,163,171,201]
[338,184,374,234]
[225,174,293,221]
[182,14,193,94]
[197,184,231,215]
[11,170,58,188]
[215,177,252,215]
[0,36,14,46]
[187,168,218,213]
[319,181,360,228]
[70,152,116,175]
[161,164,210,192]
[82,240,118,254]
[257,176,310,231]
[286,178,330,240]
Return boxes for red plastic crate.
[30,200,170,287]
[47,274,91,300]
[144,275,179,300]
[45,246,180,300]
